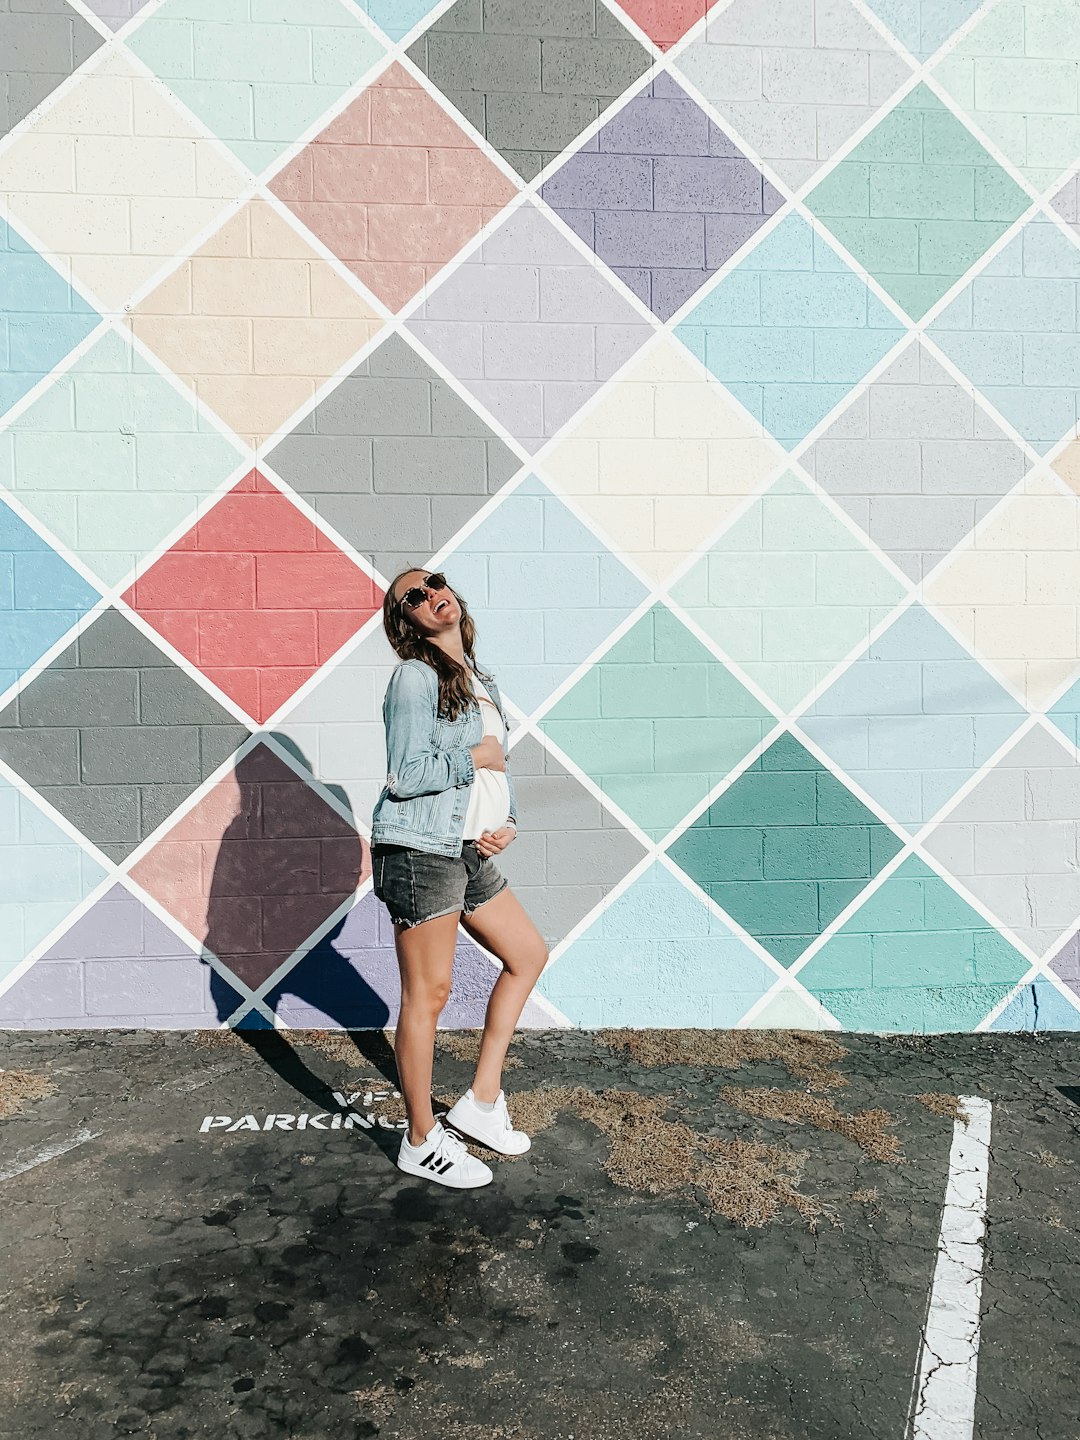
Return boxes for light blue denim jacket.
[370,657,518,857]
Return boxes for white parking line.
[908,1096,993,1440]
[0,1128,101,1182]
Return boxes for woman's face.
[394,570,462,639]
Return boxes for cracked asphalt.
[0,1028,1077,1440]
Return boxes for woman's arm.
[383,663,475,800]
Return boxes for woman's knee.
[509,938,547,981]
[400,978,452,1015]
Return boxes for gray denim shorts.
[371,841,508,929]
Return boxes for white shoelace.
[432,1126,469,1164]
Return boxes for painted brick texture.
[2,2,1080,1034]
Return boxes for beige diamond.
[0,51,249,311]
[924,469,1080,708]
[539,334,783,586]
[129,200,384,448]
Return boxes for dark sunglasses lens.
[401,574,448,609]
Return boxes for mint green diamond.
[539,604,773,841]
[805,84,1030,320]
[670,471,907,713]
[798,856,1028,1031]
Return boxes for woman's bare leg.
[393,910,461,1144]
[459,887,549,1103]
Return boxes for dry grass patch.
[188,1029,243,1050]
[914,1093,969,1124]
[294,1030,395,1065]
[438,1084,823,1229]
[696,1133,822,1229]
[435,1030,522,1068]
[595,1028,848,1090]
[720,1086,903,1163]
[0,1067,54,1119]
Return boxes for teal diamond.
[667,732,904,966]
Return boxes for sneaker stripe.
[420,1152,455,1174]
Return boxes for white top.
[462,674,512,841]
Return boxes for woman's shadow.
[202,736,400,1126]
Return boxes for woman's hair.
[382,566,490,721]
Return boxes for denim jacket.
[370,657,519,857]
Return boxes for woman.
[370,568,549,1189]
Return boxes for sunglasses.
[399,572,448,610]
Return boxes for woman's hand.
[470,736,506,772]
[474,827,515,858]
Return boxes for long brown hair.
[382,567,490,721]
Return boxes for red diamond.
[612,0,720,49]
[123,470,383,722]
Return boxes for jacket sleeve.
[384,663,475,800]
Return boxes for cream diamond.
[130,200,385,448]
[924,469,1080,708]
[0,51,250,311]
[539,334,783,585]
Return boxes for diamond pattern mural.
[921,725,1080,960]
[128,739,363,993]
[929,217,1080,456]
[3,2,1080,1033]
[930,0,1080,196]
[0,500,101,696]
[802,338,1029,583]
[0,50,251,312]
[540,331,782,584]
[539,602,774,842]
[0,329,248,589]
[670,471,908,712]
[129,199,385,449]
[0,218,101,421]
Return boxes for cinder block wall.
[2,0,1080,1034]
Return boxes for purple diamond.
[80,0,153,31]
[541,72,783,322]
[0,883,245,1028]
[406,203,652,453]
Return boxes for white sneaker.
[396,1118,493,1189]
[444,1087,532,1155]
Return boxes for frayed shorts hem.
[387,877,508,930]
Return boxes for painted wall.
[2,0,1080,1034]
